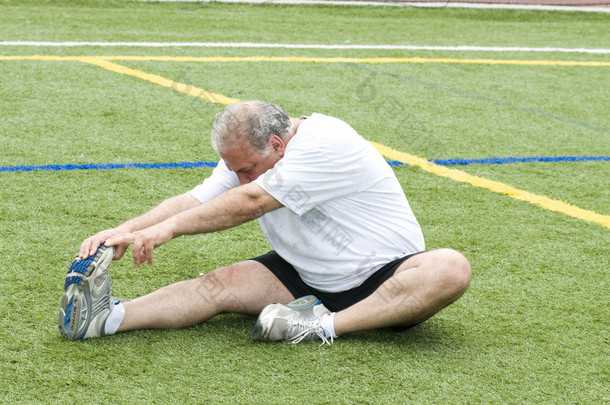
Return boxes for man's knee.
[435,248,472,297]
[198,266,228,293]
[195,264,241,310]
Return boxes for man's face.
[220,137,282,185]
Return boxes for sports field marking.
[0,55,83,61]
[84,56,610,67]
[431,155,610,165]
[0,161,218,173]
[2,54,609,67]
[2,42,609,54]
[139,0,610,13]
[3,155,607,173]
[373,142,610,229]
[80,55,608,135]
[3,56,608,229]
[6,55,607,134]
[76,56,240,105]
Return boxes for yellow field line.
[4,54,608,228]
[372,142,610,229]
[0,55,82,61]
[1,54,609,67]
[76,56,240,105]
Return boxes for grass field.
[1,0,608,403]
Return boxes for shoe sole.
[285,295,321,311]
[58,245,115,340]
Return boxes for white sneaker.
[58,245,116,340]
[253,295,334,346]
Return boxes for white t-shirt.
[189,113,424,292]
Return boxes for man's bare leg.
[117,260,295,332]
[333,248,471,336]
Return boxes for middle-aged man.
[59,100,471,344]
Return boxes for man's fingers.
[105,233,143,267]
[80,238,102,259]
[106,231,157,268]
[113,245,128,261]
[145,240,154,266]
[79,228,126,259]
[79,242,91,259]
[138,250,149,267]
[105,233,134,247]
[134,242,154,267]
[131,239,143,268]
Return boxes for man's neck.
[285,116,307,143]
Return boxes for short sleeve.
[188,159,240,203]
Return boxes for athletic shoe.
[253,295,334,346]
[58,244,115,340]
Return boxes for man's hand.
[105,223,174,268]
[77,193,201,261]
[79,226,131,260]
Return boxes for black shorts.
[250,250,423,312]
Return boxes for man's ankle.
[104,301,125,335]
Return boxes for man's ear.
[270,135,285,154]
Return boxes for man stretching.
[59,101,471,344]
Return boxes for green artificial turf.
[1,0,609,49]
[0,1,608,403]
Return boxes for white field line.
[136,0,610,13]
[1,41,610,54]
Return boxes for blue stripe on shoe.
[64,275,83,290]
[64,296,74,335]
[68,257,93,275]
[67,244,106,276]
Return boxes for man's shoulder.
[293,113,364,149]
[284,114,386,179]
[303,113,353,131]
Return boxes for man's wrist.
[115,222,134,234]
[164,216,180,240]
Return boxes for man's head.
[211,101,291,156]
[211,101,292,184]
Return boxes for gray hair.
[211,101,291,156]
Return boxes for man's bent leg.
[117,260,295,333]
[333,249,471,336]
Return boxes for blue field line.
[1,155,608,173]
[0,161,218,172]
[430,155,610,166]
[387,155,610,167]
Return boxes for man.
[59,101,471,344]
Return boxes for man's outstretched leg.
[59,246,295,340]
[117,260,294,333]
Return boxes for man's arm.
[79,192,201,259]
[106,183,282,267]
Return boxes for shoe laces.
[289,320,333,346]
